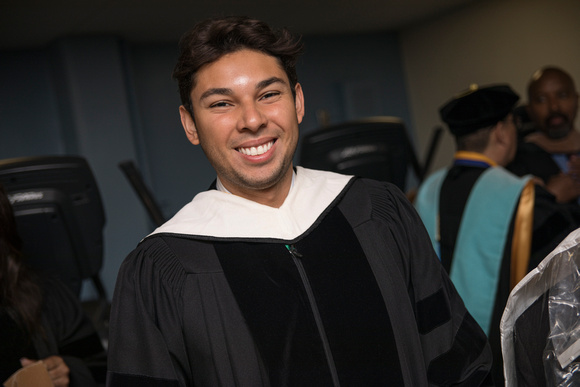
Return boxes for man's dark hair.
[172,16,304,116]
[455,114,512,152]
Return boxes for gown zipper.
[285,244,340,387]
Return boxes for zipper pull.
[285,244,302,258]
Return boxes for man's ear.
[294,83,305,124]
[179,105,199,145]
[493,120,510,146]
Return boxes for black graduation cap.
[439,84,520,137]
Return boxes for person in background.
[507,66,580,205]
[107,16,494,386]
[415,84,580,385]
[0,184,105,387]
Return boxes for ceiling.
[0,0,475,50]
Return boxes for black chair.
[0,155,107,302]
[299,116,423,191]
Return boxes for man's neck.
[525,128,580,153]
[216,168,295,208]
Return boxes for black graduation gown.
[107,168,493,386]
[507,142,563,184]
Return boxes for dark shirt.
[507,142,563,183]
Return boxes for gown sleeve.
[391,182,494,386]
[107,237,186,386]
[343,179,494,386]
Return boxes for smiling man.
[107,16,493,386]
[179,49,303,207]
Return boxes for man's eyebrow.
[200,88,232,101]
[199,77,287,101]
[256,77,287,90]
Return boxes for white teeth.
[238,141,273,156]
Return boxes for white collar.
[149,166,353,240]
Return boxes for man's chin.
[236,169,289,191]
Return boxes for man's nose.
[548,97,561,112]
[238,103,267,132]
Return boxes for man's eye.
[558,92,570,99]
[261,91,280,100]
[533,96,546,104]
[210,101,230,108]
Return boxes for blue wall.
[1,49,65,157]
[298,33,412,131]
[0,31,413,299]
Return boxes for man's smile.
[237,140,274,156]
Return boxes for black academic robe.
[507,142,564,184]
[438,164,580,385]
[107,167,493,386]
[0,275,105,386]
